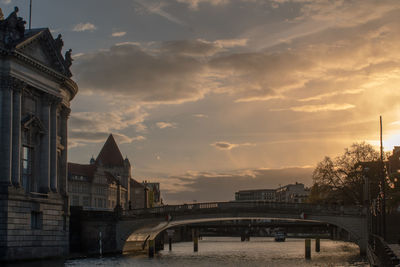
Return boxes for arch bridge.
[75,201,367,256]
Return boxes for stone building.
[275,182,310,203]
[130,179,147,209]
[68,134,130,210]
[0,8,77,261]
[235,189,275,201]
[234,182,310,203]
[129,180,162,209]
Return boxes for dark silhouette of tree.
[309,142,380,205]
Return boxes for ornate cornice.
[0,75,26,91]
[60,106,71,119]
[0,48,78,100]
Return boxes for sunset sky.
[3,0,400,203]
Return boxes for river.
[63,237,368,267]
[4,237,369,266]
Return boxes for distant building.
[0,9,77,261]
[234,182,310,203]
[146,182,162,207]
[275,182,310,203]
[68,134,130,210]
[129,180,162,209]
[130,179,147,209]
[235,189,275,201]
[388,146,400,174]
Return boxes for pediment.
[22,114,45,134]
[15,29,71,77]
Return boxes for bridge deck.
[123,201,365,218]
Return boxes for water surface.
[65,237,368,267]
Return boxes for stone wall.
[0,188,69,261]
[70,209,118,256]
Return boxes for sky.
[2,0,400,203]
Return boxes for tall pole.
[29,0,32,30]
[380,116,386,239]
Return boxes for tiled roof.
[95,134,125,167]
[68,163,97,181]
[130,178,145,189]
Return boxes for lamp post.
[379,116,386,240]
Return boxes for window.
[72,195,79,206]
[83,196,90,207]
[21,146,33,192]
[63,215,67,231]
[31,211,42,229]
[23,96,36,115]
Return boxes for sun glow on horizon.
[368,133,400,152]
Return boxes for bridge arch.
[116,202,367,254]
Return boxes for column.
[39,99,50,193]
[11,88,21,187]
[50,102,58,192]
[0,78,13,185]
[59,107,70,195]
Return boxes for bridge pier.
[315,237,320,252]
[148,239,155,258]
[305,239,311,259]
[192,228,199,252]
[241,233,245,242]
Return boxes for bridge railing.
[369,234,400,266]
[122,201,365,218]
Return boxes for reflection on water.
[6,237,369,267]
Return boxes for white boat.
[274,231,286,242]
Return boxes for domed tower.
[90,155,95,165]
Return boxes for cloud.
[160,167,313,203]
[69,131,144,144]
[156,122,177,129]
[211,141,254,150]
[134,0,186,26]
[73,43,208,104]
[160,38,248,57]
[177,0,230,10]
[1,0,11,5]
[73,23,97,32]
[193,114,208,118]
[298,89,364,102]
[111,31,127,37]
[280,103,356,113]
[69,106,148,147]
[74,4,400,110]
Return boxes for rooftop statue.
[64,48,73,69]
[0,6,26,46]
[54,34,63,53]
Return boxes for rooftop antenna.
[29,0,32,30]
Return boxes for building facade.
[130,179,147,209]
[275,183,310,203]
[0,8,77,261]
[68,134,130,210]
[235,182,310,203]
[235,189,275,201]
[129,180,162,209]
